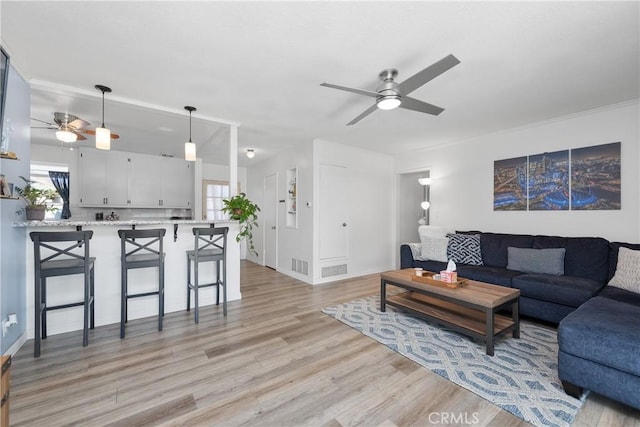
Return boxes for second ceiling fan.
[321,54,460,125]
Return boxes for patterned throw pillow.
[608,247,640,293]
[446,233,483,265]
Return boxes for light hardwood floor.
[9,261,640,426]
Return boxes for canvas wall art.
[571,142,621,210]
[493,142,621,211]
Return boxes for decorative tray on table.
[411,272,468,289]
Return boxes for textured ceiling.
[1,1,638,166]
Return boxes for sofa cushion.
[599,286,640,307]
[507,247,566,275]
[608,242,640,281]
[608,247,640,293]
[480,233,533,268]
[533,235,609,283]
[512,274,604,307]
[559,296,640,377]
[446,233,483,265]
[421,235,449,262]
[456,265,520,287]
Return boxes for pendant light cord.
[101,90,105,127]
[189,110,192,142]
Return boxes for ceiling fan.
[321,54,460,125]
[31,112,120,143]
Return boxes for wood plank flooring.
[8,261,640,426]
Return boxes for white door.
[319,163,349,260]
[264,173,278,269]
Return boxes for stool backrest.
[192,227,228,259]
[118,228,166,264]
[30,231,93,267]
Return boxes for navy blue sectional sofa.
[400,233,640,410]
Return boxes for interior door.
[319,163,349,260]
[264,173,278,269]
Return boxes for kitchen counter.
[18,219,242,339]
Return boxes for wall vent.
[291,258,309,275]
[321,264,347,278]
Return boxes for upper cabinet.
[79,148,193,209]
[79,149,130,207]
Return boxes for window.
[31,163,68,220]
[203,180,229,221]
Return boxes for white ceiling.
[1,1,639,167]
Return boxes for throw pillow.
[446,233,483,265]
[608,247,640,293]
[507,247,566,275]
[421,236,449,262]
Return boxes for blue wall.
[0,64,30,354]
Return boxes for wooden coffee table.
[380,269,520,356]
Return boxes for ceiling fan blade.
[68,118,90,129]
[30,126,57,129]
[399,96,445,116]
[321,82,379,98]
[347,104,378,126]
[75,133,87,141]
[31,117,55,126]
[399,54,460,95]
[81,129,121,139]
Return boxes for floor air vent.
[291,258,309,275]
[321,264,347,278]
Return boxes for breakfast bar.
[14,219,241,339]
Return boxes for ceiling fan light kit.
[321,54,460,125]
[55,129,77,143]
[184,106,197,162]
[95,84,112,150]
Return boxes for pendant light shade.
[184,106,197,161]
[95,85,112,150]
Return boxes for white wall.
[394,101,640,243]
[246,142,313,281]
[313,139,395,283]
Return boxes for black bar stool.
[118,228,166,338]
[186,227,228,322]
[30,230,95,358]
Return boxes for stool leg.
[186,255,191,312]
[216,260,221,306]
[159,258,164,331]
[83,267,90,347]
[42,278,48,340]
[120,266,127,339]
[194,259,199,323]
[222,259,227,316]
[34,275,42,358]
[90,265,95,329]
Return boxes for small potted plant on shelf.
[221,192,260,256]
[15,176,59,221]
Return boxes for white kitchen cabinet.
[161,158,192,208]
[79,148,130,207]
[79,148,193,209]
[129,154,162,207]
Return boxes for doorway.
[396,170,430,254]
[263,173,278,269]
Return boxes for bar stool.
[30,230,95,358]
[118,228,166,338]
[186,227,228,322]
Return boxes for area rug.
[322,295,587,427]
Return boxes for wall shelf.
[286,167,298,228]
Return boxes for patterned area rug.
[322,295,586,427]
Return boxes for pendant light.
[95,85,112,150]
[184,106,196,161]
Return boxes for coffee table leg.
[486,309,495,356]
[380,279,386,312]
[512,299,520,338]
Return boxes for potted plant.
[15,176,59,220]
[221,192,260,256]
